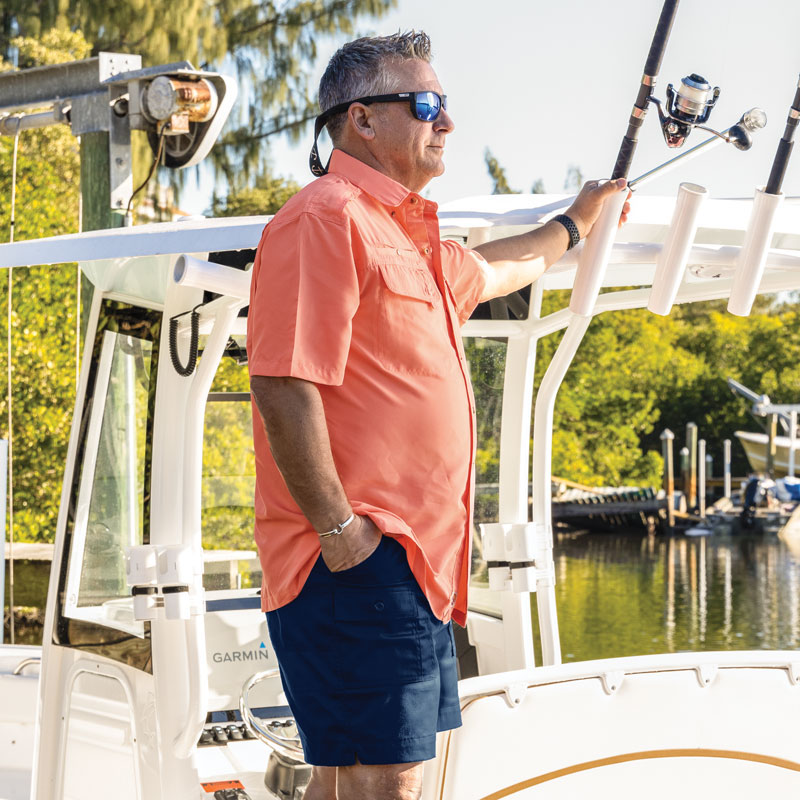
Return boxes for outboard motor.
[741,475,776,528]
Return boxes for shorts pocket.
[328,535,415,586]
[333,585,418,622]
[332,585,427,688]
[326,535,387,580]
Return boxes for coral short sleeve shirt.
[248,150,489,625]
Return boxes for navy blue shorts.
[266,535,462,766]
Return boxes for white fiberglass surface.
[61,672,139,800]
[64,329,154,637]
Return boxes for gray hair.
[318,30,432,142]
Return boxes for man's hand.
[567,178,632,238]
[320,514,382,572]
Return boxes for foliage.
[531,178,546,194]
[484,148,520,195]
[0,31,83,541]
[563,164,583,192]
[2,0,397,184]
[210,169,301,216]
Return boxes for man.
[248,31,629,800]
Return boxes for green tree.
[484,148,520,195]
[563,164,583,192]
[531,178,546,194]
[211,169,301,216]
[0,30,84,541]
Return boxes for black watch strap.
[552,214,581,250]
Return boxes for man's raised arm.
[474,178,630,302]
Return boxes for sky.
[181,0,800,213]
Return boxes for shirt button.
[423,247,431,255]
[374,602,385,612]
[409,197,417,204]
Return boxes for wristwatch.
[552,214,581,250]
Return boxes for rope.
[7,121,19,644]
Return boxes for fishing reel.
[654,73,720,147]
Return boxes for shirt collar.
[328,149,417,209]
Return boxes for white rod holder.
[648,182,707,316]
[174,254,251,300]
[568,188,628,316]
[727,188,784,316]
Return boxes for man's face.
[366,59,455,193]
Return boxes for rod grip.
[612,136,638,180]
[766,138,794,196]
[644,0,681,77]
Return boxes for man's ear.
[348,103,376,142]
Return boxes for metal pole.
[0,440,6,645]
[698,439,707,518]
[766,413,778,476]
[686,422,698,511]
[661,428,675,530]
[789,411,797,478]
[724,439,732,498]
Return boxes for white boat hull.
[7,644,800,800]
[736,430,800,477]
[429,651,800,799]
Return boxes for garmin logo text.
[212,642,270,664]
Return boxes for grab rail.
[12,656,40,675]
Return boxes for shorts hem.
[303,733,438,767]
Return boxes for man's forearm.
[250,375,351,533]
[473,219,571,301]
[473,179,630,302]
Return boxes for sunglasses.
[309,91,448,177]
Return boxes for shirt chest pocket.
[367,249,454,377]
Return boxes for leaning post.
[698,439,707,518]
[686,422,698,511]
[789,411,797,478]
[766,413,778,477]
[660,428,675,530]
[723,439,732,498]
[680,446,690,506]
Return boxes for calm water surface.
[535,530,800,663]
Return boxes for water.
[7,532,800,662]
[537,530,800,663]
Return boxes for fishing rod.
[728,75,800,316]
[765,74,800,195]
[612,0,681,180]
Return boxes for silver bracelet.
[318,512,356,538]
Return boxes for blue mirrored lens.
[415,92,441,121]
